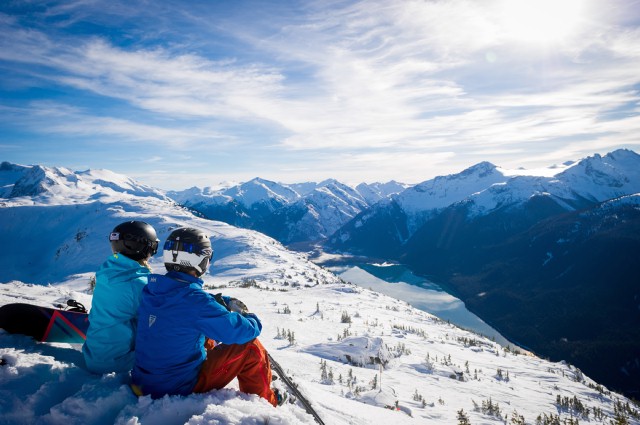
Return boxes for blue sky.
[1,0,639,190]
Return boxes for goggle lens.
[164,240,212,259]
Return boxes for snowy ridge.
[328,162,514,250]
[0,162,31,197]
[394,161,508,232]
[166,187,234,208]
[168,177,404,211]
[293,181,370,239]
[464,149,640,217]
[338,149,640,244]
[556,150,640,202]
[1,162,639,424]
[2,163,169,204]
[170,188,228,207]
[599,192,640,208]
[224,178,301,210]
[355,180,411,205]
[168,177,408,244]
[417,149,640,216]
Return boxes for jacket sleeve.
[127,275,148,319]
[194,293,262,345]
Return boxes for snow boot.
[274,388,289,406]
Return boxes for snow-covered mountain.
[324,149,640,399]
[224,178,302,211]
[167,178,300,210]
[167,178,408,245]
[272,180,370,243]
[329,149,640,256]
[0,162,30,197]
[465,149,640,217]
[0,163,174,283]
[355,181,411,205]
[398,161,509,231]
[0,161,169,203]
[2,162,639,424]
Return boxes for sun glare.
[499,0,586,44]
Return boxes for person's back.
[83,253,150,373]
[133,271,262,397]
[132,227,281,406]
[82,221,158,374]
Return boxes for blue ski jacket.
[83,253,150,374]
[132,271,262,398]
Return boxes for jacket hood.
[145,271,203,296]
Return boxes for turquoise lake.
[328,262,511,346]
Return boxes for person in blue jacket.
[82,221,159,374]
[132,227,285,407]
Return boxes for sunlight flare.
[498,0,586,44]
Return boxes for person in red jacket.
[132,227,286,407]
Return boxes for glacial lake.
[327,262,511,346]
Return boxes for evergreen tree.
[457,409,471,425]
[370,374,377,390]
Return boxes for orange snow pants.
[193,338,278,407]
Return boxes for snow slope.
[1,164,639,425]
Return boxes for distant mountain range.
[2,149,638,398]
[329,150,640,256]
[167,178,409,246]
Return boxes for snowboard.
[0,302,89,344]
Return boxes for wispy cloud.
[1,101,233,149]
[1,0,639,188]
[214,0,640,158]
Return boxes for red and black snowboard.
[0,301,89,344]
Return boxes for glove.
[214,293,229,309]
[243,312,262,332]
[227,298,249,314]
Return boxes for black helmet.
[109,221,159,261]
[163,227,213,277]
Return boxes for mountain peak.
[605,148,640,162]
[318,178,340,187]
[0,162,32,197]
[573,149,640,168]
[246,177,272,185]
[459,161,499,178]
[557,150,640,200]
[225,178,300,208]
[8,165,73,198]
[3,165,168,201]
[1,161,28,172]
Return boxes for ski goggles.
[163,240,213,259]
[110,232,159,255]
